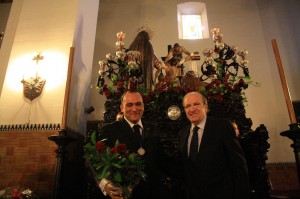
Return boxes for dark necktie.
[132,124,142,141]
[189,126,199,162]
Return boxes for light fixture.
[21,53,46,101]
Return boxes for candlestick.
[272,39,297,124]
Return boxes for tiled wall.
[0,130,59,199]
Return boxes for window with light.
[182,15,203,39]
[177,2,209,40]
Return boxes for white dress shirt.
[187,115,206,156]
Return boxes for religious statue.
[128,25,162,89]
[154,43,192,85]
[164,43,191,67]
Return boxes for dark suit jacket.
[178,118,250,199]
[98,119,161,199]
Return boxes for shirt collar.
[191,115,207,130]
[124,116,143,129]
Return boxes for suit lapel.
[181,124,191,160]
[197,119,212,159]
[119,119,140,151]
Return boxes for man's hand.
[104,182,123,199]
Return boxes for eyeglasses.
[184,102,206,111]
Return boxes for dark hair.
[174,43,180,48]
[120,90,143,104]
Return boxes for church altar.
[88,28,270,199]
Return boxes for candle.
[272,39,297,124]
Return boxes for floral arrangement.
[97,31,142,99]
[84,131,147,198]
[97,28,259,104]
[0,187,37,199]
[96,28,260,123]
[199,28,260,103]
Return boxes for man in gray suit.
[178,92,250,199]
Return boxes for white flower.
[106,53,113,60]
[216,42,225,49]
[241,60,249,66]
[116,50,126,59]
[128,61,139,69]
[115,41,125,48]
[116,31,126,40]
[238,50,248,58]
[22,189,32,195]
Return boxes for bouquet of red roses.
[84,131,147,198]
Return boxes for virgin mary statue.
[128,25,162,89]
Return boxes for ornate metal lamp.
[21,53,46,101]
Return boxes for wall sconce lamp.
[21,53,46,101]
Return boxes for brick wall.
[267,162,300,191]
[0,130,59,199]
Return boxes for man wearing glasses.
[178,92,250,199]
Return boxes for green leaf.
[244,76,251,81]
[98,165,111,179]
[128,154,136,162]
[112,163,122,169]
[85,143,94,150]
[115,140,120,147]
[119,157,127,164]
[91,131,97,145]
[113,171,122,183]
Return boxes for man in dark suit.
[178,92,250,199]
[98,90,161,199]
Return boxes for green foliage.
[84,131,147,189]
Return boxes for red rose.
[129,82,137,89]
[144,95,151,103]
[12,188,23,199]
[148,89,155,96]
[163,77,169,83]
[216,94,223,103]
[207,83,214,88]
[157,87,163,93]
[234,84,240,91]
[167,87,174,92]
[215,79,221,85]
[225,74,230,80]
[96,141,106,152]
[184,88,191,93]
[104,90,111,98]
[207,90,213,95]
[116,91,122,96]
[117,81,124,88]
[117,143,127,154]
[111,147,118,154]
